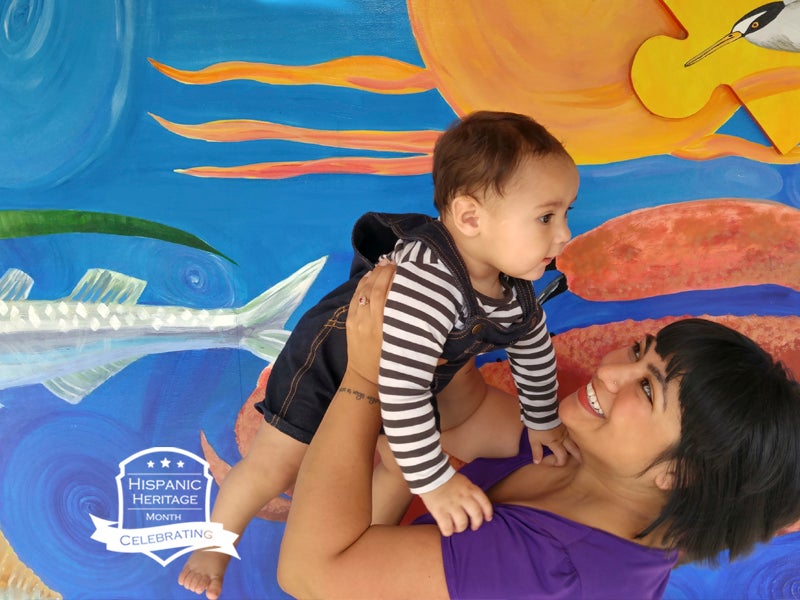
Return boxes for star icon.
[161,458,171,468]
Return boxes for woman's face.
[559,333,682,477]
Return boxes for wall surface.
[0,1,798,598]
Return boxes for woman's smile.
[577,381,605,418]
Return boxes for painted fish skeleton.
[0,257,326,404]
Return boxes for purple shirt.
[415,434,677,599]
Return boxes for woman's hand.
[345,263,395,384]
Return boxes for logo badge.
[90,447,238,566]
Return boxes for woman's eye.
[632,340,641,360]
[641,378,653,403]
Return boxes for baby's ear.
[448,195,482,237]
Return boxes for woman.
[278,265,800,599]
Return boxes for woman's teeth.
[587,382,605,417]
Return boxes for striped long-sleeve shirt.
[379,239,559,495]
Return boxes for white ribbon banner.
[90,515,239,558]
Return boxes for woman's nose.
[595,362,631,394]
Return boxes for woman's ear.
[449,195,482,237]
[654,465,676,492]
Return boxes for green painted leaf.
[0,210,235,264]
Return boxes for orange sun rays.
[148,56,439,179]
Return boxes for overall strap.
[350,211,541,323]
[351,212,482,317]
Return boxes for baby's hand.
[419,472,493,536]
[527,424,582,466]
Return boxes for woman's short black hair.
[640,318,800,563]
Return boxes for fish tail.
[237,256,327,361]
[240,330,292,363]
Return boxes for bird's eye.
[751,21,760,29]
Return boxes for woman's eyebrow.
[647,364,668,409]
[643,334,668,408]
[642,334,656,355]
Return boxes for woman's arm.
[277,265,449,600]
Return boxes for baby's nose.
[557,221,571,245]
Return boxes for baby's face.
[479,154,579,282]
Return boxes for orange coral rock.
[558,199,800,300]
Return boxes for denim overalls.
[256,212,543,444]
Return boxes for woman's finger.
[365,263,395,307]
[346,264,396,382]
[350,264,394,313]
[351,272,372,312]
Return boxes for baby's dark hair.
[432,111,569,214]
[640,318,800,563]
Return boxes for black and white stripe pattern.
[378,240,559,494]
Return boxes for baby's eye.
[538,214,553,224]
[641,378,653,403]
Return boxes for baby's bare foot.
[178,551,231,599]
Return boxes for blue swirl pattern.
[0,0,134,189]
[667,533,800,599]
[0,411,153,595]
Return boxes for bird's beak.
[685,31,743,67]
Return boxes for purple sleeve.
[440,505,580,600]
[440,506,676,600]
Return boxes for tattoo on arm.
[338,386,379,404]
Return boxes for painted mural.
[1,1,798,598]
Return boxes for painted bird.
[685,0,800,66]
